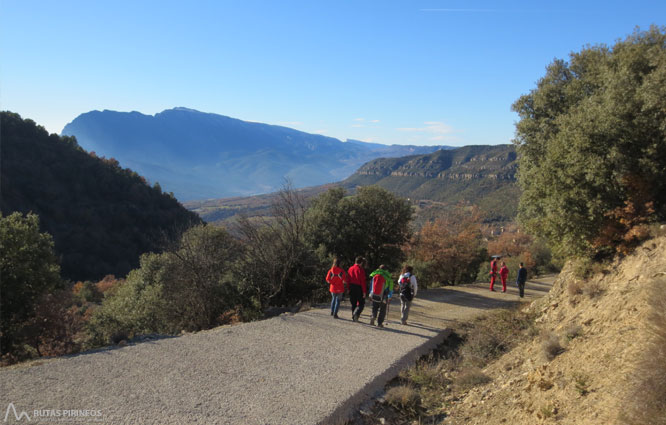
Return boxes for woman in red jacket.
[499,261,509,293]
[326,258,347,319]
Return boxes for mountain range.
[62,108,448,200]
[187,144,519,225]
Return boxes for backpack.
[370,274,386,302]
[399,273,413,301]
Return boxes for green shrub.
[88,225,241,346]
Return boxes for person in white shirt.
[397,265,418,325]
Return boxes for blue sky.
[1,0,664,146]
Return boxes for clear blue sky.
[1,0,664,146]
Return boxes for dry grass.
[542,331,564,361]
[565,324,583,341]
[622,277,666,425]
[384,385,420,413]
[454,367,492,391]
[583,280,604,298]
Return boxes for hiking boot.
[401,319,407,325]
[370,318,375,326]
[330,311,334,316]
[377,323,384,328]
[334,314,339,319]
[352,314,359,322]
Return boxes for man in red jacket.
[347,257,367,322]
[489,257,499,291]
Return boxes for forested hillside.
[0,112,200,281]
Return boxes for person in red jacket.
[499,261,509,293]
[489,257,499,291]
[347,256,367,322]
[326,258,347,319]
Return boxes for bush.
[454,367,492,391]
[88,225,241,345]
[542,331,564,361]
[385,385,420,412]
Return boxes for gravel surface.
[0,278,553,425]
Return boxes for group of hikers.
[325,255,529,328]
[489,256,528,298]
[325,257,417,328]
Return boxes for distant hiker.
[326,258,348,319]
[489,257,499,291]
[397,265,418,325]
[347,256,367,322]
[516,262,527,298]
[499,261,509,293]
[369,265,394,328]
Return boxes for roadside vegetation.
[350,305,536,424]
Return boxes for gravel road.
[0,278,553,424]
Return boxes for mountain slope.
[62,108,446,200]
[1,111,201,281]
[343,144,518,221]
[186,144,519,224]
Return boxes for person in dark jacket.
[347,257,367,322]
[516,262,527,298]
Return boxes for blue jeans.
[330,292,342,315]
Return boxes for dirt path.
[0,277,553,425]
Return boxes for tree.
[0,212,62,355]
[512,26,666,259]
[408,204,485,285]
[235,185,320,313]
[306,186,413,270]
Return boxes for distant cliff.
[343,145,519,221]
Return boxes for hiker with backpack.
[397,265,418,325]
[368,265,394,328]
[326,258,348,319]
[347,256,367,322]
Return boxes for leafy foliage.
[0,111,201,281]
[88,225,241,344]
[512,26,666,258]
[0,212,62,357]
[407,204,486,286]
[306,186,413,270]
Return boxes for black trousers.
[372,300,387,325]
[349,284,365,317]
[518,281,525,298]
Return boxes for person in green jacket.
[369,265,394,328]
